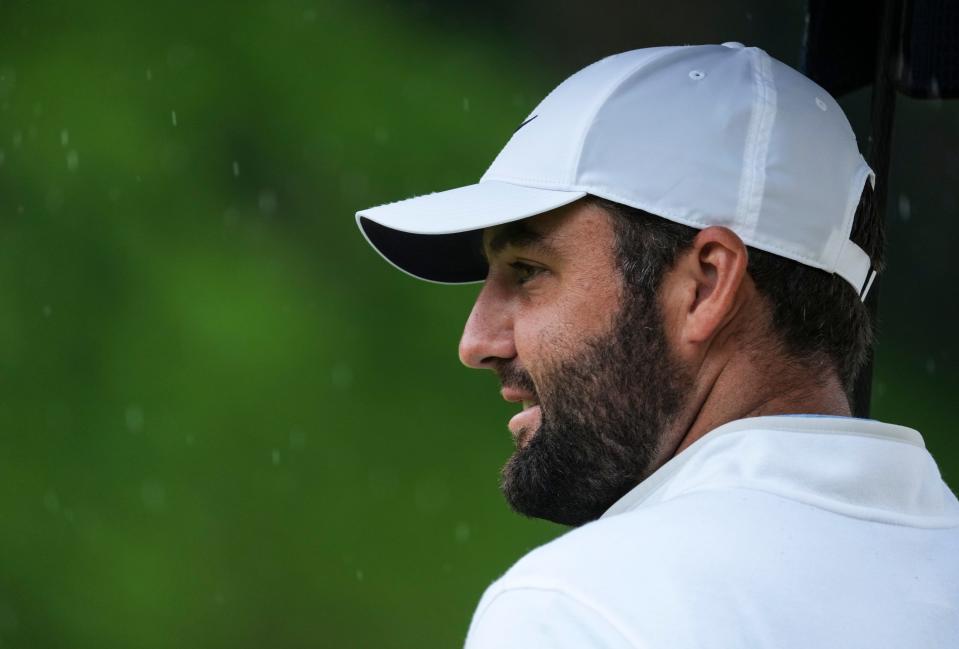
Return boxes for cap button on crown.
[721,41,745,49]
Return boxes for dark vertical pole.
[853,0,904,417]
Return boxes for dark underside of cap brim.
[359,217,488,283]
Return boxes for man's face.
[458,200,692,526]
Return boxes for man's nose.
[458,284,515,369]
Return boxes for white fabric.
[357,180,585,236]
[834,239,873,297]
[358,44,877,296]
[464,416,959,649]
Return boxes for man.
[356,44,959,648]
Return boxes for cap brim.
[356,180,586,284]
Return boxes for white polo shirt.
[464,416,959,648]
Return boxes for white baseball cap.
[356,43,878,299]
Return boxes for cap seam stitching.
[735,48,776,239]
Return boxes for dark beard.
[498,294,691,527]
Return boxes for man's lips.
[507,406,541,447]
[500,386,537,405]
[501,386,541,447]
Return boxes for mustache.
[493,361,538,396]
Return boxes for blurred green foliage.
[0,1,955,647]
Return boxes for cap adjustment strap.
[835,239,876,302]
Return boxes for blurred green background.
[0,1,956,647]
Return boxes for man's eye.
[509,261,544,285]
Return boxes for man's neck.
[673,353,851,456]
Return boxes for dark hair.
[588,183,883,397]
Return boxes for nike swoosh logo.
[513,114,538,134]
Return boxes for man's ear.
[665,226,750,348]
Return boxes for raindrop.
[893,53,906,80]
[232,160,240,177]
[171,110,178,127]
[66,149,79,172]
[257,190,277,215]
[462,97,470,112]
[42,304,52,317]
[272,449,281,465]
[45,187,64,213]
[303,8,317,21]
[898,194,911,221]
[12,130,22,148]
[374,126,389,144]
[289,428,307,450]
[925,358,936,374]
[146,68,153,81]
[125,404,144,432]
[355,569,364,581]
[140,480,166,511]
[60,129,69,147]
[185,434,195,446]
[331,362,353,389]
[454,521,471,543]
[43,489,60,513]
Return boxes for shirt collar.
[601,415,959,527]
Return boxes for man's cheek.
[523,318,576,359]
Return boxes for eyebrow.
[483,222,558,261]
